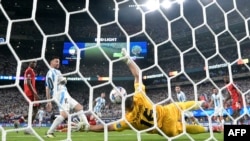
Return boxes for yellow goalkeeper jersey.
[113,83,164,131]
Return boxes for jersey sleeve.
[95,97,100,102]
[45,70,56,92]
[112,120,130,131]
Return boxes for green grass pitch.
[1,127,223,141]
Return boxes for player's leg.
[46,93,69,138]
[218,108,225,126]
[24,95,37,134]
[213,109,220,124]
[160,105,182,137]
[32,105,39,124]
[185,111,200,125]
[46,111,67,137]
[70,97,89,130]
[38,117,42,128]
[160,120,180,137]
[186,124,223,134]
[14,120,19,133]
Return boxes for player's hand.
[33,90,40,100]
[46,102,52,112]
[34,93,40,100]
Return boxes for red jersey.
[24,67,36,97]
[226,83,243,110]
[86,115,97,125]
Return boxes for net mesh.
[0,0,250,141]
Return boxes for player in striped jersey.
[209,87,225,127]
[175,85,200,125]
[93,92,106,118]
[45,56,89,138]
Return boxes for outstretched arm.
[85,120,130,132]
[88,124,116,132]
[121,48,140,83]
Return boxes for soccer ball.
[109,86,127,104]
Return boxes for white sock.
[221,119,225,125]
[194,118,199,124]
[47,115,65,134]
[77,110,89,125]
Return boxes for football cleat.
[46,133,56,138]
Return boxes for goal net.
[0,0,250,141]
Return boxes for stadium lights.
[161,0,172,9]
[127,0,185,11]
[144,0,185,10]
[145,0,160,11]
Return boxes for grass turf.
[1,127,223,141]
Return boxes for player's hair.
[175,85,181,88]
[49,56,60,64]
[125,96,134,111]
[29,61,37,67]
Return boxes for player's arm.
[121,48,140,84]
[208,96,213,108]
[94,97,99,106]
[88,120,130,132]
[45,72,53,112]
[182,92,187,102]
[88,124,116,132]
[223,93,231,105]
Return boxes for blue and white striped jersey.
[211,93,224,108]
[177,91,187,102]
[93,97,106,113]
[45,68,66,97]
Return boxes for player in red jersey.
[86,114,97,126]
[24,61,40,125]
[223,76,243,124]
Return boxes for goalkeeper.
[82,49,222,137]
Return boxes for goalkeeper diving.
[78,48,223,137]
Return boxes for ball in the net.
[109,86,127,104]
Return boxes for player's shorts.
[213,107,224,116]
[54,89,78,112]
[39,117,43,122]
[184,111,194,118]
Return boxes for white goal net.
[0,0,250,141]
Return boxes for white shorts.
[54,88,78,112]
[39,117,43,122]
[184,111,194,118]
[213,107,224,117]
